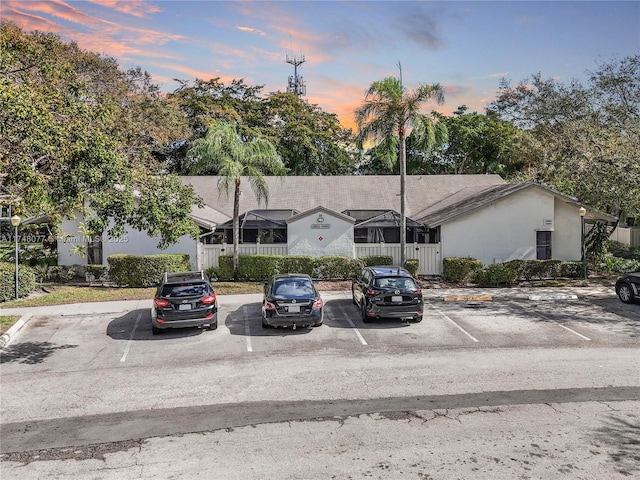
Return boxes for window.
[536,231,552,260]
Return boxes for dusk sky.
[2,1,639,129]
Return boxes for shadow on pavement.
[0,341,77,364]
[106,309,203,341]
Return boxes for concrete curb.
[0,313,32,348]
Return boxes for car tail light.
[201,293,217,305]
[264,301,276,310]
[417,310,423,316]
[154,298,169,308]
[415,289,422,295]
[367,289,381,296]
[312,299,323,309]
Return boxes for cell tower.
[286,54,306,97]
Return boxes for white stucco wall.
[440,188,581,265]
[57,216,197,268]
[287,208,355,257]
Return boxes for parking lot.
[3,288,638,370]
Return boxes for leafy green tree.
[355,76,444,265]
[434,106,526,176]
[185,122,287,280]
[0,22,199,248]
[488,55,640,221]
[260,92,356,175]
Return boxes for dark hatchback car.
[151,271,218,334]
[262,274,323,329]
[352,266,423,323]
[615,272,640,304]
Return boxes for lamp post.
[10,215,21,300]
[578,207,586,280]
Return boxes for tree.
[488,55,640,222]
[168,82,358,176]
[355,76,444,265]
[185,122,287,280]
[434,106,527,177]
[260,92,356,175]
[0,22,199,248]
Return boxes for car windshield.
[162,283,207,298]
[374,277,417,290]
[273,279,315,299]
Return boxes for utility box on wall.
[287,206,355,257]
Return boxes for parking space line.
[242,306,253,352]
[346,317,368,345]
[535,312,591,341]
[428,302,480,343]
[120,312,142,362]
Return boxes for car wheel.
[313,321,323,327]
[617,283,635,304]
[361,302,370,323]
[152,325,162,335]
[208,323,218,331]
[352,287,357,305]
[411,316,423,323]
[262,317,271,328]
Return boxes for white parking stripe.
[346,317,368,345]
[120,312,142,362]
[535,311,591,341]
[427,302,480,343]
[243,306,253,352]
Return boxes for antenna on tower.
[286,54,306,97]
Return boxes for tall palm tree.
[355,76,444,266]
[186,121,287,280]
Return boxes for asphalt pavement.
[0,284,618,349]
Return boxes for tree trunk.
[233,178,241,281]
[399,127,407,267]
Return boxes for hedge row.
[443,257,587,287]
[209,254,414,281]
[107,254,191,287]
[0,262,36,302]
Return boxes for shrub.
[473,263,519,287]
[360,255,393,266]
[85,264,109,282]
[0,262,36,302]
[107,254,191,287]
[442,257,484,283]
[404,259,419,278]
[47,265,77,282]
[217,254,364,281]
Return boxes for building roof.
[415,182,617,227]
[181,175,506,220]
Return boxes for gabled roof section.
[181,175,506,219]
[287,205,355,224]
[190,205,230,229]
[416,182,617,227]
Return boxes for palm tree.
[186,121,287,280]
[355,76,444,266]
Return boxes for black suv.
[352,266,423,323]
[151,271,218,334]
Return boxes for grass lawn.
[0,282,265,309]
[0,315,21,335]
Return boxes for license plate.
[287,305,300,313]
[178,304,192,311]
[391,296,403,303]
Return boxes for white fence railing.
[198,242,442,275]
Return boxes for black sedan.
[615,272,640,304]
[352,266,423,323]
[262,274,323,329]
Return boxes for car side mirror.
[209,276,218,283]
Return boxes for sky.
[2,1,639,129]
